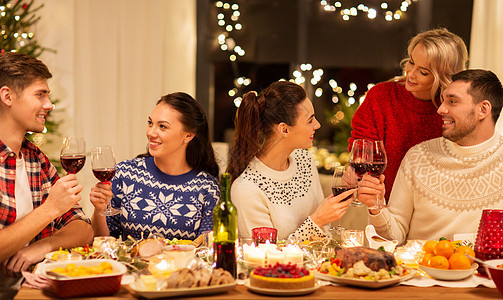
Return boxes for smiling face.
[438,80,480,145]
[9,78,52,134]
[146,102,194,159]
[286,98,321,149]
[404,43,435,100]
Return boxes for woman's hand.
[89,182,113,212]
[310,189,355,228]
[357,174,385,214]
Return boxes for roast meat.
[336,247,397,271]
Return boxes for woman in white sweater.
[227,81,355,241]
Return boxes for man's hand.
[357,174,386,214]
[1,243,49,277]
[43,174,83,218]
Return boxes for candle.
[341,229,364,248]
[258,240,278,253]
[246,247,266,266]
[283,245,304,266]
[267,249,286,265]
[148,255,175,278]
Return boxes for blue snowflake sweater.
[106,156,220,240]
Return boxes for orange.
[455,246,475,264]
[420,253,434,266]
[429,255,450,269]
[434,240,454,259]
[423,240,438,254]
[448,253,472,270]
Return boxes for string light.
[215,1,251,107]
[320,0,414,22]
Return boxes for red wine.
[60,155,86,174]
[214,241,236,278]
[332,187,353,202]
[366,162,386,177]
[350,162,368,178]
[93,168,116,182]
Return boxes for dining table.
[14,282,501,299]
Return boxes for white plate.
[127,282,236,299]
[244,280,320,296]
[314,269,417,289]
[419,263,478,281]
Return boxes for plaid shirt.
[0,138,90,243]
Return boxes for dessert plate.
[244,280,320,296]
[127,282,236,299]
[314,269,417,289]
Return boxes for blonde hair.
[398,28,468,102]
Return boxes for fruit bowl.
[419,263,478,281]
[483,259,503,296]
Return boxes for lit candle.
[257,240,278,253]
[148,255,175,278]
[283,245,304,266]
[246,247,266,266]
[267,249,285,265]
[341,229,364,248]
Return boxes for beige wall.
[36,0,197,216]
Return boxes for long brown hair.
[226,81,307,182]
[138,93,219,178]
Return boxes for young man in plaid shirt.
[0,52,93,295]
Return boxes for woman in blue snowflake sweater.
[90,93,220,241]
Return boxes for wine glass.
[349,139,373,206]
[60,137,86,174]
[91,145,120,216]
[330,164,358,237]
[368,140,387,209]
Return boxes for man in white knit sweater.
[358,69,503,244]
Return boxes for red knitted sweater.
[348,81,443,201]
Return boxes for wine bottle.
[213,173,238,278]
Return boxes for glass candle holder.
[252,227,278,244]
[341,229,364,248]
[474,209,503,276]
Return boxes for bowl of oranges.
[418,239,478,281]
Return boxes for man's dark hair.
[452,69,503,123]
[0,52,52,94]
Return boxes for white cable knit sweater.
[231,149,326,241]
[370,133,503,244]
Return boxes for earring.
[184,140,188,143]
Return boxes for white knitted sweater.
[370,133,503,244]
[231,149,326,241]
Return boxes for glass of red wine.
[368,140,387,209]
[330,164,358,237]
[91,145,120,216]
[60,137,86,174]
[349,139,373,206]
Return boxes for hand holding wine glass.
[349,139,373,206]
[91,145,120,216]
[60,137,86,174]
[368,140,387,209]
[329,164,358,237]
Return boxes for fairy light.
[321,0,413,22]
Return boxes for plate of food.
[245,262,320,296]
[128,282,236,299]
[315,246,417,289]
[245,280,320,296]
[127,267,236,299]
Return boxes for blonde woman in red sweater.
[349,28,468,203]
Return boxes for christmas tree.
[0,0,60,147]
